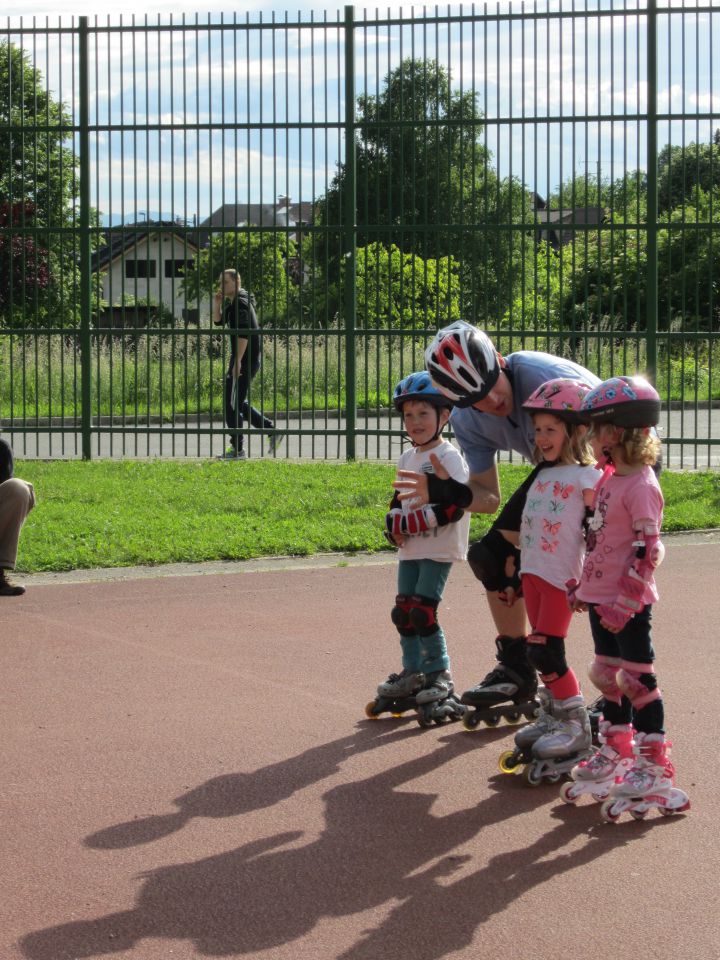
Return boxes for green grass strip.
[13,459,720,574]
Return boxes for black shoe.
[219,446,248,460]
[0,569,26,596]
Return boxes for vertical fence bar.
[78,16,92,459]
[646,0,658,383]
[343,4,356,460]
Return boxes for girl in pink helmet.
[498,378,598,784]
[562,375,690,821]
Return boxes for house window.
[125,259,157,279]
[165,259,192,278]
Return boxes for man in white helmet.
[394,320,600,716]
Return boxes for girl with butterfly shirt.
[503,378,599,781]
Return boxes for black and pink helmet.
[424,320,500,407]
[580,375,661,428]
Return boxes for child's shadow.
[23,737,533,959]
[85,718,471,850]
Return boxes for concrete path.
[1,536,717,960]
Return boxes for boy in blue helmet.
[366,372,470,727]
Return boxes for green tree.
[657,131,720,215]
[0,39,94,329]
[658,186,720,332]
[310,58,531,327]
[351,242,461,329]
[181,231,294,325]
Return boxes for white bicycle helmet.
[425,320,500,407]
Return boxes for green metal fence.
[1,2,718,466]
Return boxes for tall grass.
[1,330,718,422]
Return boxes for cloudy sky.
[4,2,717,224]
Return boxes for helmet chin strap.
[590,447,616,510]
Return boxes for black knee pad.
[525,634,569,679]
[467,528,521,594]
[391,595,415,636]
[407,595,439,637]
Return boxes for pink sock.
[547,668,581,701]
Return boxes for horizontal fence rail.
[0,2,718,467]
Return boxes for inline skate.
[414,670,467,728]
[365,669,466,728]
[460,635,540,731]
[599,732,691,822]
[560,721,634,805]
[499,695,592,786]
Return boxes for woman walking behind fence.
[212,269,281,459]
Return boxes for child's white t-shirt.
[397,440,471,564]
[519,462,599,590]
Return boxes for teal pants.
[396,558,452,676]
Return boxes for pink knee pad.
[588,655,622,703]
[616,661,661,710]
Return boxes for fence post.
[343,5,357,460]
[646,0,658,383]
[78,16,92,459]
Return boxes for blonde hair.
[220,268,241,285]
[591,422,661,466]
[531,413,595,466]
[615,426,661,466]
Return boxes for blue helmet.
[393,371,454,412]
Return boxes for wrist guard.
[426,473,473,509]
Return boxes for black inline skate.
[460,636,540,731]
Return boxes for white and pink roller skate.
[600,732,691,822]
[560,721,634,805]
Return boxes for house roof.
[92,220,201,271]
[200,199,314,230]
[533,205,607,249]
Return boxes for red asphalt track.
[1,535,719,960]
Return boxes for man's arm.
[465,464,502,515]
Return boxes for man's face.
[471,369,513,417]
[219,273,237,297]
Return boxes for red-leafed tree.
[0,201,51,317]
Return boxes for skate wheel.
[417,711,434,729]
[546,771,562,785]
[498,750,520,774]
[600,799,621,823]
[559,782,578,804]
[522,764,543,787]
[462,712,481,731]
[629,808,648,821]
[364,701,380,719]
[505,710,522,725]
[483,714,501,728]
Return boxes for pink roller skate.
[560,721,634,805]
[600,732,691,822]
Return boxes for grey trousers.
[0,478,35,569]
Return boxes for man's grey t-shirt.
[450,351,600,475]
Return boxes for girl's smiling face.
[533,412,567,462]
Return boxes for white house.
[93,221,201,326]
